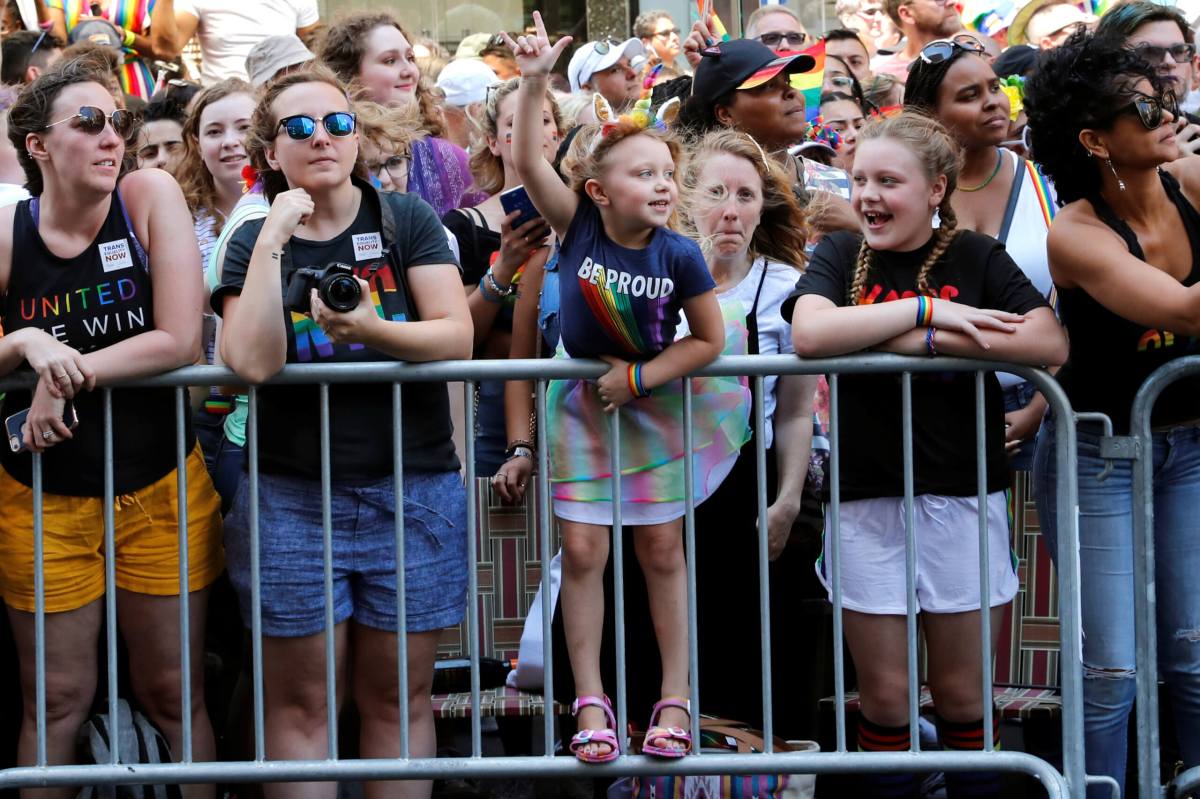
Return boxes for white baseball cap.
[1026,2,1096,44]
[567,38,646,93]
[436,58,501,107]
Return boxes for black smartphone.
[5,402,78,453]
[499,184,542,231]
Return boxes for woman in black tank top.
[1026,32,1200,797]
[0,58,222,795]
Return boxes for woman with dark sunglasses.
[1025,32,1200,797]
[319,12,485,218]
[213,65,471,799]
[0,57,222,797]
[905,34,1057,471]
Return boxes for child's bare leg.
[560,518,614,758]
[634,520,690,751]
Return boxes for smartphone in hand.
[6,402,78,453]
[499,185,542,231]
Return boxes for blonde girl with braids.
[787,110,1066,798]
[501,12,747,763]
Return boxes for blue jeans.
[1033,417,1200,798]
[1003,380,1038,473]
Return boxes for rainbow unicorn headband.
[589,62,681,153]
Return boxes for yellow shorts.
[0,443,224,613]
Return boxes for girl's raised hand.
[500,11,572,78]
[929,300,1024,351]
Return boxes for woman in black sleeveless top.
[1026,32,1200,797]
[0,58,222,796]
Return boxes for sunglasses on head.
[1105,89,1179,130]
[916,34,986,66]
[276,112,357,141]
[592,37,624,55]
[43,106,136,138]
[1132,42,1197,66]
[757,31,810,49]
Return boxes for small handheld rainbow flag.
[784,39,826,124]
[695,0,731,41]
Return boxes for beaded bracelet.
[485,266,516,297]
[925,326,938,357]
[478,275,503,304]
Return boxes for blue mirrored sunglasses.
[276,112,357,141]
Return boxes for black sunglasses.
[42,106,136,138]
[1132,42,1197,66]
[916,34,986,66]
[276,112,357,141]
[1104,89,1179,130]
[757,31,810,49]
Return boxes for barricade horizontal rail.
[1129,355,1200,799]
[0,355,1085,798]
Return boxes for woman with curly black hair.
[1025,31,1200,797]
[905,35,1057,468]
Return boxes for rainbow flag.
[48,0,156,99]
[694,0,731,41]
[783,39,825,123]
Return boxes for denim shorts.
[223,469,468,637]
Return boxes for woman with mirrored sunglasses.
[1025,32,1200,798]
[213,65,472,799]
[906,28,1059,475]
[319,12,486,218]
[0,57,222,798]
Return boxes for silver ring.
[41,430,53,440]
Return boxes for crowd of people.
[0,1,1195,798]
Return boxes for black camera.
[284,262,361,313]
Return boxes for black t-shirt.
[212,183,460,479]
[441,207,500,287]
[786,229,1048,501]
[1,191,190,496]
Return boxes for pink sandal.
[643,697,692,758]
[569,695,620,764]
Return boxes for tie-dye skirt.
[547,303,752,526]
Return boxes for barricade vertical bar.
[535,379,555,755]
[392,383,409,759]
[174,386,193,762]
[682,377,701,752]
[32,452,45,766]
[104,388,119,764]
[974,372,992,752]
[752,376,773,751]
[830,374,847,753]
[319,383,337,760]
[901,372,920,750]
[464,381,482,757]
[610,405,627,745]
[1133,395,1160,799]
[248,387,266,761]
[1053,388,1084,797]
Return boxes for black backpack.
[75,699,182,799]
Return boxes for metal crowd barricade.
[0,354,1086,796]
[1128,355,1200,799]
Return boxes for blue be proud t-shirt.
[557,198,715,360]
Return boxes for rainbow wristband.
[915,295,933,327]
[627,362,651,398]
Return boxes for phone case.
[5,403,78,454]
[499,186,541,230]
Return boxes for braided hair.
[846,110,963,305]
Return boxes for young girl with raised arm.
[501,12,746,762]
[787,111,1067,798]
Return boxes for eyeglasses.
[42,106,136,138]
[916,34,986,66]
[276,112,357,141]
[653,27,681,38]
[366,154,409,187]
[1103,89,1179,130]
[1131,42,1197,66]
[756,31,810,49]
[858,6,884,15]
[828,75,856,90]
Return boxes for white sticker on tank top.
[352,232,383,261]
[98,239,133,273]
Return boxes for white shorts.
[816,491,1018,615]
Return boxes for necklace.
[959,149,1003,193]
